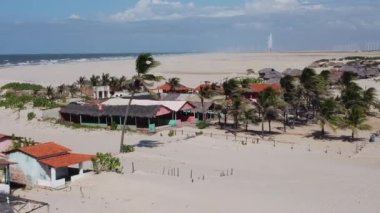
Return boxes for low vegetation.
[168,130,175,137]
[92,152,123,174]
[27,112,36,120]
[1,82,44,91]
[12,135,37,149]
[121,144,135,153]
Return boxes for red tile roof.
[39,153,95,168]
[250,83,281,93]
[19,142,71,159]
[158,83,192,92]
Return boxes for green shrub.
[12,136,37,150]
[0,95,32,109]
[121,144,135,153]
[197,121,207,129]
[32,97,58,108]
[1,82,43,91]
[168,130,175,137]
[27,112,36,120]
[110,122,118,130]
[91,152,123,174]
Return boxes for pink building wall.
[155,106,172,117]
[0,138,13,152]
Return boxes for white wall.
[8,152,50,184]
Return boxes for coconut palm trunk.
[120,92,135,152]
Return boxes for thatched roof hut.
[60,103,167,118]
[258,68,283,83]
[283,68,302,78]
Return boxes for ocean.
[0,53,178,68]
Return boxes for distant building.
[93,86,110,99]
[258,68,283,83]
[7,142,93,189]
[283,68,302,79]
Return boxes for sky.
[0,0,379,54]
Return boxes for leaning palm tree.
[318,98,342,136]
[120,53,164,153]
[344,106,371,140]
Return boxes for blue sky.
[0,0,379,54]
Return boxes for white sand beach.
[1,52,380,88]
[1,52,380,212]
[0,105,380,212]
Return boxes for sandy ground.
[0,52,380,88]
[1,52,380,212]
[0,107,379,213]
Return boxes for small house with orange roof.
[6,142,94,189]
[244,83,281,100]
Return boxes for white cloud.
[110,0,194,22]
[69,14,81,20]
[109,0,325,22]
[245,0,325,13]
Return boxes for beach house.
[7,142,93,189]
[244,83,281,100]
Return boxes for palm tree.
[318,98,342,136]
[57,84,66,97]
[344,106,371,140]
[222,78,239,99]
[229,96,243,129]
[167,77,180,92]
[68,83,79,98]
[255,87,281,135]
[341,82,363,109]
[119,76,127,89]
[101,73,111,86]
[46,86,55,100]
[109,76,121,92]
[197,84,215,121]
[240,107,258,132]
[90,75,100,86]
[77,76,86,96]
[362,87,378,112]
[120,53,164,153]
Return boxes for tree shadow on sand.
[134,140,163,148]
[305,130,366,142]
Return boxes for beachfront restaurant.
[60,99,195,131]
